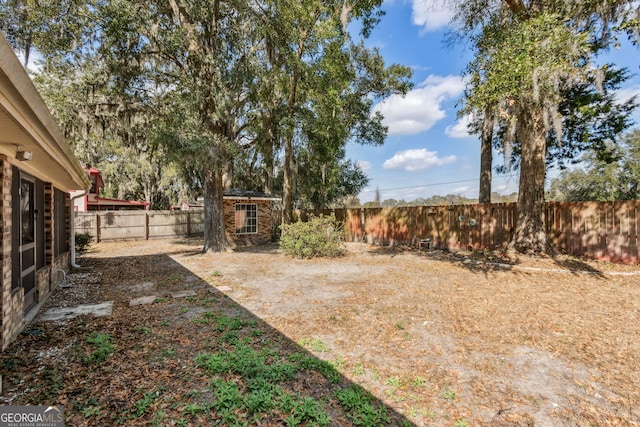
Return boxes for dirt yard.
[1,238,639,426]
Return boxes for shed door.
[20,175,37,313]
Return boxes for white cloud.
[616,84,640,103]
[616,84,640,126]
[357,160,372,172]
[411,0,454,32]
[373,75,465,136]
[445,114,475,138]
[383,148,457,171]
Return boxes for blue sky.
[349,0,640,203]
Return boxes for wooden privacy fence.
[300,200,640,263]
[75,210,205,242]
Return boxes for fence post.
[145,212,150,240]
[95,213,101,243]
[187,211,191,237]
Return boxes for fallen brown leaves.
[1,238,639,426]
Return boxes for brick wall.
[0,155,71,350]
[0,156,22,350]
[223,199,275,246]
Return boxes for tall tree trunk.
[479,106,494,204]
[262,115,275,194]
[512,102,547,253]
[203,143,230,252]
[282,132,294,224]
[282,71,298,224]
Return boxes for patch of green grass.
[159,319,170,327]
[289,352,341,384]
[40,367,64,399]
[352,362,365,376]
[179,307,190,314]
[442,390,457,401]
[138,326,152,334]
[385,376,402,388]
[84,332,115,364]
[298,337,330,352]
[454,419,470,427]
[332,356,345,370]
[192,334,339,426]
[154,297,170,303]
[197,344,297,384]
[412,376,427,387]
[131,389,162,418]
[334,384,391,426]
[151,410,166,427]
[282,395,331,427]
[82,405,103,418]
[182,403,206,417]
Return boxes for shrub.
[279,215,344,258]
[75,232,93,253]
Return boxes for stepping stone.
[171,290,197,299]
[39,302,114,321]
[129,295,157,306]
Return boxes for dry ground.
[1,238,639,426]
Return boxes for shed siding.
[223,199,275,246]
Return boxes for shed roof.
[223,189,282,201]
[0,32,89,191]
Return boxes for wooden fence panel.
[75,212,97,238]
[148,211,189,238]
[97,211,147,241]
[75,202,640,263]
[75,210,205,242]
[326,201,638,263]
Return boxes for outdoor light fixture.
[15,146,33,161]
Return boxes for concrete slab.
[171,290,197,299]
[129,295,157,306]
[39,302,114,322]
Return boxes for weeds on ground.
[299,337,330,352]
[83,332,115,364]
[334,384,392,426]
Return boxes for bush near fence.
[298,201,640,264]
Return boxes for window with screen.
[235,204,257,234]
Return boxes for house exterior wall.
[223,198,275,246]
[0,155,71,350]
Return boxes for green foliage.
[75,232,93,254]
[546,130,640,202]
[279,215,344,258]
[289,352,342,384]
[442,390,457,401]
[298,338,330,352]
[334,384,391,426]
[131,389,162,418]
[453,0,639,253]
[84,332,115,364]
